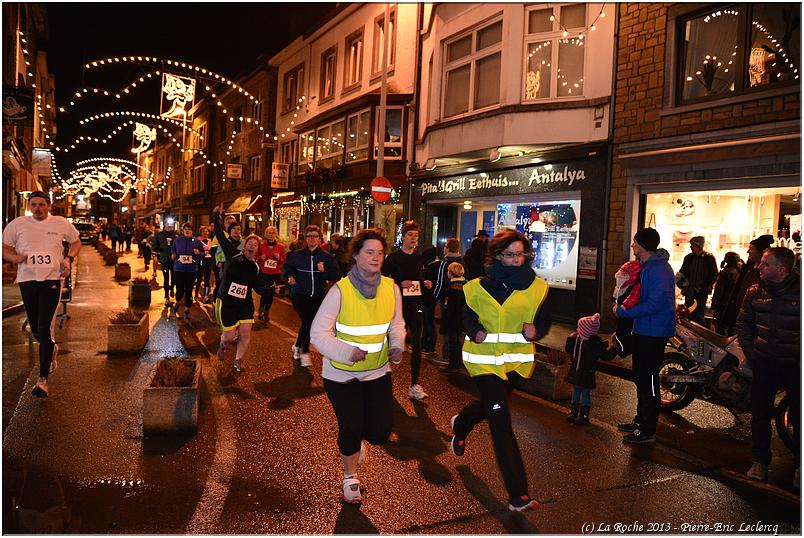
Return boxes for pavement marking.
[185,324,238,534]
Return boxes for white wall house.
[269,3,421,241]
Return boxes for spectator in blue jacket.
[170,222,203,318]
[283,224,341,367]
[613,227,676,444]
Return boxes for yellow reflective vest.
[462,276,548,380]
[331,275,395,372]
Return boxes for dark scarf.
[484,261,536,290]
[348,265,382,299]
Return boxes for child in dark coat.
[439,262,467,373]
[565,313,615,425]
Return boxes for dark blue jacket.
[616,249,676,337]
[171,236,203,272]
[283,246,340,298]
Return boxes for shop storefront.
[412,144,608,322]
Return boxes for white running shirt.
[3,215,79,283]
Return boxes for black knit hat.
[749,234,774,251]
[633,227,660,251]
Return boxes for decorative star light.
[132,122,157,153]
[161,73,196,120]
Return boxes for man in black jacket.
[737,247,800,486]
[722,234,774,334]
[678,236,718,324]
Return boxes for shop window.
[374,106,403,159]
[345,30,364,88]
[320,46,337,102]
[283,63,305,113]
[644,187,801,283]
[372,10,396,75]
[443,18,503,118]
[249,155,261,182]
[315,119,345,169]
[346,108,370,162]
[299,131,314,174]
[524,4,586,100]
[677,4,800,105]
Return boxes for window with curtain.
[524,4,587,100]
[443,18,503,118]
[320,47,337,101]
[372,10,397,75]
[345,30,364,88]
[283,64,305,113]
[678,4,800,104]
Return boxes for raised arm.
[212,205,237,261]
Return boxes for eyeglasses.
[500,252,526,259]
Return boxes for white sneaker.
[291,345,301,361]
[32,377,49,398]
[408,384,428,400]
[342,477,362,504]
[299,353,312,368]
[49,344,59,374]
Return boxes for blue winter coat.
[283,246,340,298]
[615,249,676,337]
[171,236,203,272]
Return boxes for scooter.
[659,302,793,451]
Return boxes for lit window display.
[644,186,801,275]
[497,199,580,290]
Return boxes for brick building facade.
[605,2,801,325]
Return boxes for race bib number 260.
[227,282,248,299]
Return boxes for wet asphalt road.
[2,244,800,534]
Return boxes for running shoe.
[291,345,301,361]
[49,344,59,374]
[408,384,428,401]
[617,421,640,433]
[216,342,228,362]
[342,477,362,504]
[508,495,539,512]
[450,415,465,456]
[31,377,49,398]
[233,359,245,373]
[299,353,312,368]
[622,429,656,444]
[747,461,768,482]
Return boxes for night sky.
[43,2,336,174]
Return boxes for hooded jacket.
[736,273,801,366]
[615,249,676,338]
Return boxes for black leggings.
[291,294,324,352]
[324,373,393,456]
[174,271,196,308]
[452,373,528,501]
[402,298,423,385]
[161,267,174,299]
[19,280,62,379]
[195,259,212,297]
[258,273,280,312]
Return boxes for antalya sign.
[419,163,592,199]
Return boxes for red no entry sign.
[371,176,392,203]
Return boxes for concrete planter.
[143,359,201,434]
[115,263,131,281]
[107,311,149,355]
[514,359,572,401]
[103,251,118,266]
[128,282,152,306]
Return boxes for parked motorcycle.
[659,303,793,451]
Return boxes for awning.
[245,194,264,214]
[226,193,252,214]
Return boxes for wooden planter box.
[103,251,118,266]
[129,282,152,306]
[514,359,572,401]
[107,311,149,355]
[143,359,201,434]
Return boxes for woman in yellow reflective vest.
[310,228,405,505]
[450,229,551,513]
